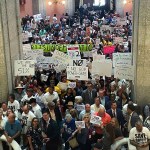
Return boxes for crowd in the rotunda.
[0,4,149,150]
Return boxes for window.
[93,0,106,6]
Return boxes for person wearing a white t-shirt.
[29,98,42,119]
[129,120,150,150]
[8,94,20,113]
[53,14,57,23]
[43,86,59,107]
[91,97,105,113]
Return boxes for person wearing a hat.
[21,88,35,106]
[29,98,42,120]
[14,84,25,102]
[65,101,74,115]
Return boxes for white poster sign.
[69,59,86,66]
[68,82,76,88]
[76,105,85,112]
[114,37,123,44]
[93,54,105,62]
[22,33,28,42]
[14,60,35,76]
[33,14,42,22]
[92,61,112,77]
[114,65,134,81]
[90,115,102,125]
[113,53,132,67]
[67,66,88,80]
[75,121,85,128]
[67,45,81,59]
[23,44,31,51]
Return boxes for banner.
[67,66,88,80]
[93,54,105,61]
[68,82,76,88]
[67,45,81,59]
[31,44,93,52]
[113,53,132,67]
[90,115,102,125]
[92,61,112,77]
[75,121,85,128]
[69,59,86,66]
[114,65,134,81]
[14,60,35,76]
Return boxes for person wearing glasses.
[27,117,43,150]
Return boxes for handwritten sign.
[31,44,93,53]
[76,105,85,112]
[14,60,35,76]
[69,59,86,66]
[68,82,76,88]
[93,54,105,61]
[114,65,134,81]
[67,66,88,81]
[92,61,112,77]
[75,121,85,128]
[67,45,81,59]
[113,53,132,67]
[90,115,102,125]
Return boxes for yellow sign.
[31,44,93,52]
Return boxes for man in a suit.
[98,89,110,110]
[42,110,60,150]
[127,102,140,132]
[107,101,125,128]
[81,81,97,105]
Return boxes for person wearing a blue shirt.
[4,113,22,144]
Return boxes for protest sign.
[14,60,35,76]
[68,82,76,88]
[114,65,134,81]
[41,74,48,82]
[114,37,123,44]
[67,45,81,59]
[76,105,85,112]
[93,54,105,62]
[100,25,114,34]
[23,49,43,60]
[86,26,91,37]
[75,121,85,128]
[113,53,132,67]
[33,14,42,22]
[69,59,86,66]
[90,115,102,125]
[117,17,127,26]
[23,44,31,51]
[22,33,28,42]
[67,66,88,80]
[31,44,93,53]
[92,61,112,77]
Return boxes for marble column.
[133,0,150,106]
[115,0,125,17]
[65,0,75,16]
[39,0,46,17]
[0,0,22,101]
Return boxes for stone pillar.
[65,0,75,16]
[0,0,22,101]
[38,0,46,17]
[133,0,150,106]
[32,0,39,15]
[115,0,125,17]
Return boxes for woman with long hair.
[27,117,43,150]
[77,114,95,150]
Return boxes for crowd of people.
[1,5,149,150]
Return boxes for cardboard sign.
[14,60,35,76]
[90,115,102,125]
[69,59,86,66]
[75,121,85,128]
[92,61,112,77]
[23,49,43,60]
[67,45,81,59]
[114,37,123,44]
[68,82,76,88]
[31,44,93,53]
[113,53,132,67]
[93,54,105,62]
[76,105,85,112]
[22,33,28,42]
[114,65,134,81]
[67,66,88,80]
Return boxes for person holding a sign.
[94,107,111,142]
[76,114,95,150]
